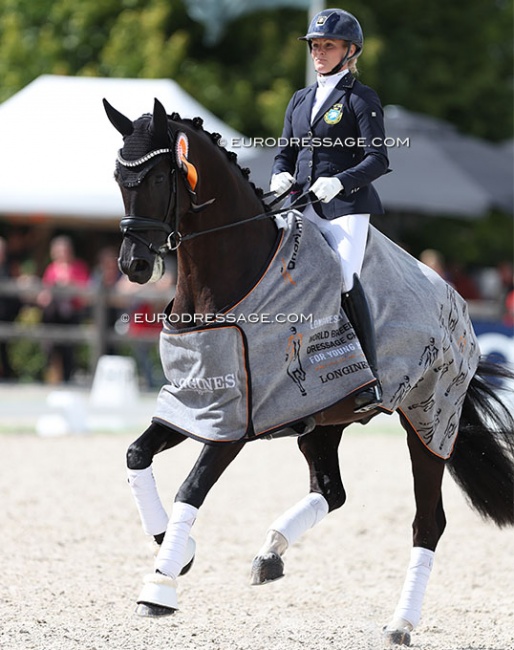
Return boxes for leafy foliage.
[0,0,511,141]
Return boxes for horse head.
[103,98,219,284]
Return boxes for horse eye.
[153,173,166,184]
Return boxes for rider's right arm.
[271,91,302,177]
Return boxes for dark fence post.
[91,283,108,374]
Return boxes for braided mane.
[168,112,269,212]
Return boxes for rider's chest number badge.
[324,104,343,125]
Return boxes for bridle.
[118,128,217,254]
[118,131,318,256]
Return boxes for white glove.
[310,177,344,203]
[270,171,295,195]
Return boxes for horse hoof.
[383,628,411,646]
[250,552,284,585]
[135,602,176,618]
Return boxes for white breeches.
[302,205,370,291]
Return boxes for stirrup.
[354,383,382,414]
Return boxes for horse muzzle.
[118,241,165,285]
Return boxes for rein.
[158,190,318,252]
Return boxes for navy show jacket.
[272,72,390,219]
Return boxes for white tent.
[0,75,250,222]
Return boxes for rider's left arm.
[336,87,390,195]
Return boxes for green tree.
[365,0,513,142]
[1,0,511,141]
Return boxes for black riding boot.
[342,274,382,413]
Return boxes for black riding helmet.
[299,8,363,75]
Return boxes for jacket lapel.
[301,85,317,131]
[311,72,355,127]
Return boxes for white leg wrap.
[268,493,329,548]
[127,466,169,536]
[390,547,435,630]
[155,502,198,579]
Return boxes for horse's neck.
[171,141,278,318]
[174,216,278,316]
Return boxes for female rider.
[271,8,390,412]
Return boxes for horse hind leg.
[384,418,446,646]
[251,425,345,585]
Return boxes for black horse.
[104,98,514,646]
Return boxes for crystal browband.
[117,148,173,168]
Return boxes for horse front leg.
[251,425,345,585]
[384,420,446,646]
[136,439,245,617]
[126,421,187,545]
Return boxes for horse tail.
[447,359,514,527]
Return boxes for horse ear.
[151,98,170,142]
[103,99,134,136]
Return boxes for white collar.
[316,69,349,88]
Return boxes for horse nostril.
[129,258,150,275]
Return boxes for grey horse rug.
[154,212,375,443]
[153,211,480,459]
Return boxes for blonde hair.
[344,40,359,75]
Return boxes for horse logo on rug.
[285,327,307,397]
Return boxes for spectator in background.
[497,260,514,300]
[91,246,123,355]
[504,290,514,328]
[420,250,484,302]
[37,235,90,383]
[474,260,513,321]
[3,226,35,278]
[93,246,121,290]
[497,261,514,327]
[447,262,481,301]
[116,258,176,389]
[419,249,452,284]
[0,236,21,380]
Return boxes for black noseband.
[120,215,183,254]
[120,216,173,235]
